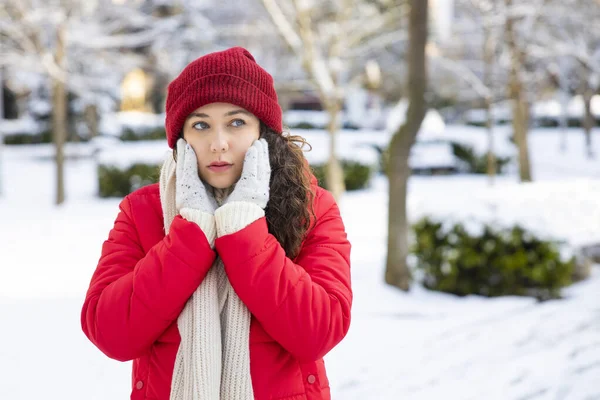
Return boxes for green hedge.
[412,217,574,300]
[98,163,160,197]
[121,127,167,141]
[311,160,373,191]
[286,122,319,130]
[5,131,54,145]
[379,141,511,176]
[98,158,372,197]
[451,142,511,174]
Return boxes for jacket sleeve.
[81,196,217,362]
[214,190,352,362]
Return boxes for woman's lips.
[208,163,232,173]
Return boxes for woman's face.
[182,102,260,189]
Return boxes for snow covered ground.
[0,125,599,399]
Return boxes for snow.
[0,116,44,136]
[533,99,563,119]
[567,95,600,118]
[409,141,457,170]
[90,123,508,173]
[0,125,599,399]
[464,101,512,124]
[99,111,166,137]
[95,140,170,168]
[386,99,446,136]
[532,95,600,120]
[284,110,334,128]
[467,95,600,125]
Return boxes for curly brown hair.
[260,123,315,259]
[173,123,315,259]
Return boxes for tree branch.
[261,0,303,55]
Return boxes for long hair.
[172,124,315,259]
[260,123,315,259]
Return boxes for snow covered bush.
[287,122,319,130]
[120,127,167,142]
[4,130,53,145]
[98,163,160,198]
[379,141,510,176]
[412,217,575,300]
[310,160,373,191]
[451,142,512,174]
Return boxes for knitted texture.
[180,208,217,247]
[165,47,283,148]
[159,152,254,400]
[215,202,265,237]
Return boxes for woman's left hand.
[224,138,271,210]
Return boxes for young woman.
[81,46,352,400]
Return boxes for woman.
[81,47,352,400]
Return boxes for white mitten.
[224,138,270,209]
[176,138,218,214]
[215,139,271,237]
[175,138,218,246]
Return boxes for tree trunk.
[53,23,67,205]
[385,0,428,291]
[582,85,595,159]
[326,100,345,201]
[0,67,4,197]
[505,0,532,182]
[84,104,99,139]
[512,96,532,181]
[558,60,569,152]
[483,22,496,185]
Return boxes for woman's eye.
[192,121,209,130]
[231,119,246,127]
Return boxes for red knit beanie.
[164,47,283,148]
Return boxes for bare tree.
[445,0,557,183]
[260,0,406,201]
[53,21,68,205]
[1,1,73,204]
[572,0,600,159]
[438,0,504,184]
[581,67,598,159]
[385,0,428,291]
[0,67,4,197]
[479,0,499,183]
[0,0,186,204]
[504,0,537,182]
[532,0,600,158]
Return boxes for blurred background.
[0,0,599,399]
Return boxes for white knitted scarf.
[159,152,254,400]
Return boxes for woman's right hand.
[175,138,218,215]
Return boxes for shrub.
[121,127,167,141]
[311,160,373,191]
[5,130,53,145]
[287,122,318,130]
[450,142,511,174]
[98,163,160,197]
[412,217,575,300]
[379,142,505,176]
[342,121,361,130]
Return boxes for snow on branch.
[261,0,303,54]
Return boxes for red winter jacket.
[81,178,352,400]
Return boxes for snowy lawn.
[0,126,599,399]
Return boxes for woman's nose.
[210,131,229,153]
